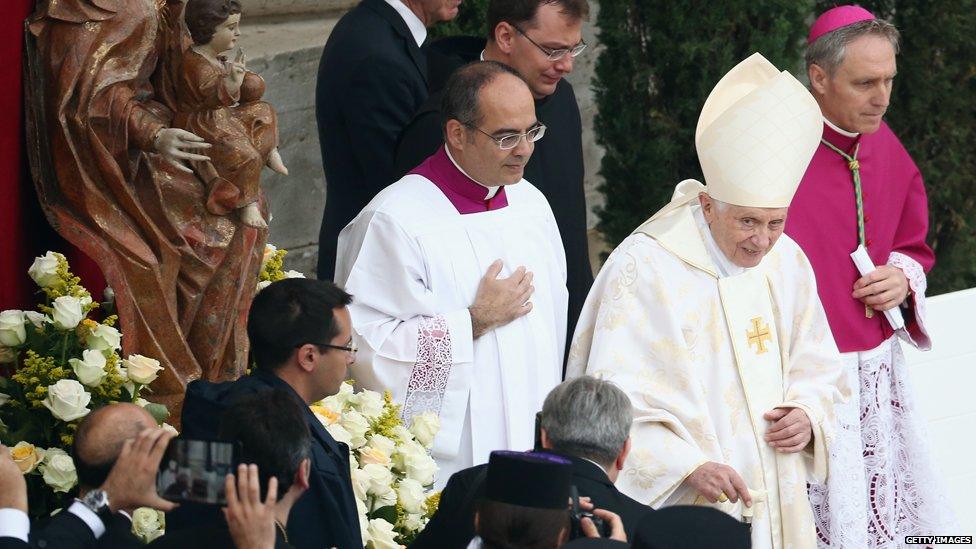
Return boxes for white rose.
[0,392,10,407]
[356,499,371,545]
[123,354,163,385]
[131,507,165,543]
[40,448,77,493]
[351,390,385,419]
[320,382,354,411]
[260,244,277,270]
[370,484,397,511]
[403,449,438,486]
[325,422,352,446]
[283,270,305,279]
[51,296,84,330]
[28,252,60,288]
[69,349,108,387]
[0,311,26,347]
[350,467,370,502]
[134,398,150,408]
[23,311,49,329]
[397,478,426,514]
[256,280,272,292]
[42,379,92,421]
[409,412,441,449]
[401,513,426,533]
[86,324,121,353]
[367,435,396,458]
[392,438,426,471]
[391,425,413,443]
[366,518,399,549]
[362,463,394,496]
[339,410,370,449]
[10,441,43,473]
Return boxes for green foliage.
[825,0,976,294]
[428,0,491,40]
[593,0,813,248]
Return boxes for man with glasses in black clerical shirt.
[394,0,591,370]
[337,61,568,487]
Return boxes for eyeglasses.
[466,123,547,150]
[512,25,587,61]
[296,341,358,355]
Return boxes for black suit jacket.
[0,508,137,549]
[409,452,652,548]
[315,0,429,279]
[394,37,593,366]
[177,370,363,549]
[147,517,292,549]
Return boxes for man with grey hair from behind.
[785,5,957,547]
[410,376,651,548]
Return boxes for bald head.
[73,403,156,489]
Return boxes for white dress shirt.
[384,0,427,47]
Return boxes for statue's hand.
[226,48,246,87]
[153,128,212,174]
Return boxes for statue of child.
[174,0,287,228]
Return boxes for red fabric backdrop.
[1,0,105,312]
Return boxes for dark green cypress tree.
[593,1,813,247]
[428,0,491,40]
[816,0,976,294]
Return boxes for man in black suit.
[179,279,362,548]
[0,406,175,549]
[410,375,651,548]
[314,0,460,280]
[149,390,312,549]
[393,0,594,366]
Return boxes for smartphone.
[156,438,240,505]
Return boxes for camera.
[568,485,612,539]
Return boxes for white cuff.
[68,500,106,539]
[0,508,30,543]
[445,307,474,364]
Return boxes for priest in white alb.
[335,61,567,485]
[567,53,849,549]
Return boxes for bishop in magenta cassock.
[787,6,958,547]
[335,62,567,486]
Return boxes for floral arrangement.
[257,244,305,291]
[312,382,441,548]
[0,252,171,521]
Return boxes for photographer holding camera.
[412,376,649,548]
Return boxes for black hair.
[184,0,242,46]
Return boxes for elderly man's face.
[700,194,788,268]
[452,73,537,186]
[503,3,583,99]
[810,34,896,134]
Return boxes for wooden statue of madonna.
[24,0,286,419]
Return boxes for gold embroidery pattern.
[746,316,772,354]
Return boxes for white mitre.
[695,52,822,208]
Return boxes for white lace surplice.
[809,336,959,548]
[336,175,568,487]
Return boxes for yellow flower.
[10,442,43,474]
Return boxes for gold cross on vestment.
[746,317,772,355]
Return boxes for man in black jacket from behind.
[410,375,651,548]
[314,0,459,280]
[178,279,362,548]
[394,0,594,365]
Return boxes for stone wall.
[244,1,606,276]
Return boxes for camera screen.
[157,439,238,505]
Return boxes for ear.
[294,344,318,374]
[473,510,480,532]
[615,437,632,472]
[445,119,467,150]
[493,21,517,54]
[539,428,551,449]
[808,63,830,96]
[698,192,715,223]
[295,458,311,491]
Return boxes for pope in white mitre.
[566,53,849,549]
